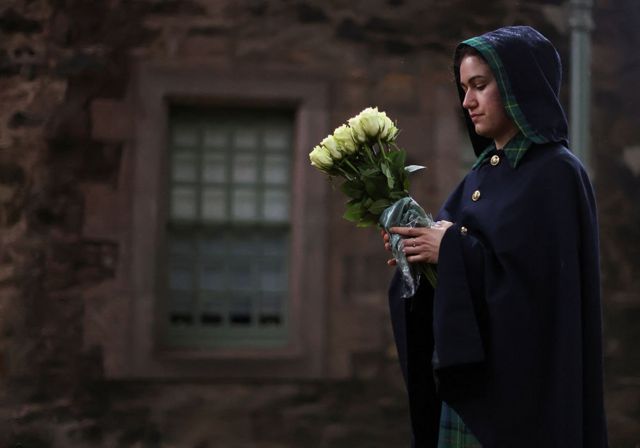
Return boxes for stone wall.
[592,1,640,445]
[0,0,638,446]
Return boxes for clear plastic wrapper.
[379,196,437,298]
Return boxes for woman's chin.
[474,126,490,138]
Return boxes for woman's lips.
[470,113,482,122]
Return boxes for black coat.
[389,26,608,448]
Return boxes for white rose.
[333,124,358,154]
[357,107,382,140]
[377,111,390,140]
[379,113,399,142]
[309,145,333,171]
[321,134,342,160]
[348,114,368,144]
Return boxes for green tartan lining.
[462,36,546,145]
[472,131,533,169]
[438,402,483,448]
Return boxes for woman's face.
[459,55,518,148]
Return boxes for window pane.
[264,154,289,185]
[259,292,283,325]
[197,236,227,258]
[232,153,258,184]
[203,127,227,149]
[263,189,289,222]
[229,296,253,325]
[227,235,257,256]
[260,262,285,292]
[169,238,194,258]
[169,292,194,325]
[229,260,254,291]
[201,187,226,221]
[232,188,257,221]
[170,267,194,291]
[261,236,287,256]
[263,128,290,151]
[171,187,197,220]
[200,263,226,291]
[201,296,225,326]
[233,127,258,150]
[202,153,226,183]
[172,151,198,182]
[172,127,199,147]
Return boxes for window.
[163,108,293,349]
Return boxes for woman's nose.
[462,90,476,110]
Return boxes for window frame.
[126,63,329,378]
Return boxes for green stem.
[343,158,360,175]
[364,144,376,164]
[336,164,354,181]
[378,138,391,162]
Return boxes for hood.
[453,26,568,156]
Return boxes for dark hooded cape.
[388,26,608,447]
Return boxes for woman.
[384,26,608,447]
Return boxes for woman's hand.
[381,221,454,265]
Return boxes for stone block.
[82,183,126,240]
[0,8,43,34]
[90,99,133,142]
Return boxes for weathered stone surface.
[0,8,43,34]
[8,111,43,128]
[297,2,329,23]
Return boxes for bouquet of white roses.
[309,107,436,296]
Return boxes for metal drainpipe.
[569,0,594,167]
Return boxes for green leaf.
[340,179,364,199]
[387,149,406,168]
[356,218,378,228]
[360,167,380,178]
[381,162,395,189]
[343,201,365,222]
[390,190,408,200]
[368,199,392,215]
[363,174,390,198]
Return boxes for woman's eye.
[475,84,486,91]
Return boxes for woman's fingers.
[381,230,391,252]
[389,226,425,237]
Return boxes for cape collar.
[472,132,533,169]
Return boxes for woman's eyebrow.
[460,75,488,89]
[466,75,487,84]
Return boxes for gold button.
[472,190,481,201]
[490,155,500,166]
[460,226,468,236]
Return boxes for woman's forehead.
[459,55,493,82]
